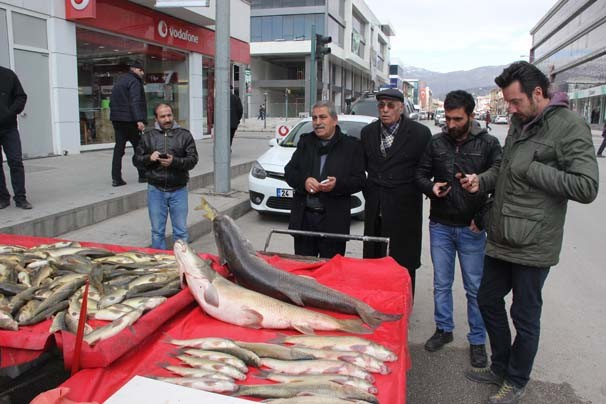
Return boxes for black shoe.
[0,200,9,209]
[424,328,453,352]
[15,199,32,209]
[488,381,526,404]
[598,154,605,158]
[138,177,147,183]
[465,366,504,386]
[470,344,488,368]
[112,179,127,187]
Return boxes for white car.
[494,114,509,124]
[248,114,376,218]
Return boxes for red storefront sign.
[65,0,97,19]
[66,0,250,65]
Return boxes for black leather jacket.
[109,71,147,123]
[415,125,502,228]
[134,123,198,192]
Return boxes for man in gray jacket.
[461,61,599,404]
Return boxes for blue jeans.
[429,220,487,344]
[147,185,189,250]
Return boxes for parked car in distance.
[434,108,445,126]
[494,114,509,124]
[248,114,376,218]
[419,111,428,120]
[350,91,418,120]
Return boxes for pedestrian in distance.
[258,104,266,120]
[415,90,502,368]
[596,121,606,157]
[461,61,599,404]
[0,66,32,210]
[230,85,243,147]
[485,110,492,131]
[360,88,432,297]
[134,103,198,250]
[110,59,148,187]
[284,100,365,258]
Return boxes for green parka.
[478,93,599,267]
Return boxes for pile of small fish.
[0,241,181,345]
[153,335,398,402]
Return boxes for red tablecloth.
[56,253,412,404]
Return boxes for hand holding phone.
[438,183,449,192]
[158,153,168,159]
[320,179,330,185]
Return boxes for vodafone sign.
[156,19,199,44]
[65,0,96,19]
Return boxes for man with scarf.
[134,103,198,250]
[462,61,599,404]
[361,89,432,296]
[284,100,365,258]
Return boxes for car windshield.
[280,120,370,147]
[350,100,378,117]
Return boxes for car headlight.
[251,161,267,179]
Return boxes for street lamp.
[263,92,268,129]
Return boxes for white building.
[0,0,250,158]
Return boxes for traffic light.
[315,33,332,60]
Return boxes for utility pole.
[214,0,230,193]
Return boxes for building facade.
[530,0,606,128]
[0,0,250,158]
[249,0,392,117]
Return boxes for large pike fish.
[174,240,371,335]
[196,198,401,329]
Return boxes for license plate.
[276,188,293,198]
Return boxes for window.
[12,12,47,50]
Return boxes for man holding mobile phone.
[415,90,502,368]
[134,103,198,250]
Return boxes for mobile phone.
[455,163,467,177]
[320,179,330,185]
[438,183,449,192]
[158,153,168,159]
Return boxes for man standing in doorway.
[361,88,431,296]
[0,66,32,210]
[462,61,599,404]
[230,85,243,147]
[110,59,148,187]
[134,103,198,250]
[415,90,502,367]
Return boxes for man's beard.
[447,119,471,141]
[514,100,539,123]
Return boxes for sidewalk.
[0,135,271,240]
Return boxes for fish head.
[173,240,215,285]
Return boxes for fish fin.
[267,334,287,345]
[357,307,402,329]
[194,197,218,221]
[282,290,305,306]
[240,307,264,328]
[292,323,315,335]
[156,361,170,369]
[204,284,220,307]
[255,370,270,379]
[337,318,373,334]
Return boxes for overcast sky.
[364,0,558,73]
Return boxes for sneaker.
[465,367,504,386]
[0,200,9,209]
[424,328,453,352]
[470,344,488,368]
[112,179,127,187]
[488,381,526,404]
[15,199,32,209]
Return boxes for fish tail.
[194,197,218,221]
[357,307,402,329]
[266,333,287,345]
[337,318,373,334]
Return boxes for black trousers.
[0,126,26,202]
[294,210,345,259]
[230,127,237,146]
[111,121,145,181]
[597,137,606,155]
[478,256,550,388]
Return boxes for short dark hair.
[495,61,550,99]
[444,90,475,116]
[154,103,173,117]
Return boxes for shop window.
[12,12,47,50]
[0,9,9,66]
[76,28,188,146]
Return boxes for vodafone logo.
[157,20,169,38]
[71,0,90,10]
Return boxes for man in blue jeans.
[415,90,502,368]
[134,103,198,250]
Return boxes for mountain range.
[401,65,506,100]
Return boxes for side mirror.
[268,138,279,147]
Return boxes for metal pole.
[214,0,230,193]
[309,24,317,110]
[284,88,288,120]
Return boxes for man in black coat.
[361,88,432,296]
[230,85,243,146]
[284,100,365,258]
[0,66,31,209]
[110,59,148,186]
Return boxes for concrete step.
[58,174,252,250]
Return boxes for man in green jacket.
[461,61,599,404]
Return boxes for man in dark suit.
[361,88,432,296]
[230,85,243,147]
